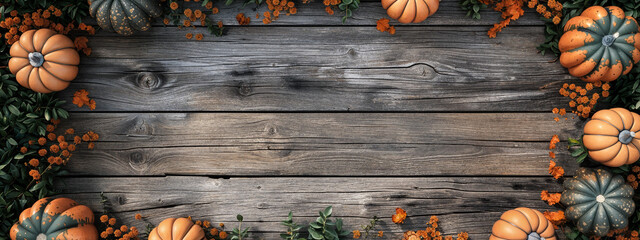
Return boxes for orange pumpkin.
[10,197,97,240]
[381,0,439,23]
[8,29,80,93]
[490,207,556,240]
[583,108,640,167]
[148,218,205,240]
[558,6,640,82]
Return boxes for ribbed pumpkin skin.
[489,207,556,240]
[558,6,640,82]
[381,0,439,23]
[583,108,640,167]
[561,168,635,237]
[8,29,79,93]
[89,0,162,35]
[10,198,98,240]
[148,218,205,240]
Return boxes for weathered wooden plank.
[58,176,564,239]
[60,112,580,176]
[155,0,545,26]
[59,26,570,112]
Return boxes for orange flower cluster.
[72,89,96,110]
[353,230,361,238]
[323,0,341,15]
[542,210,565,229]
[540,190,561,205]
[376,18,396,35]
[594,227,640,240]
[547,134,564,179]
[188,216,227,240]
[392,208,407,224]
[484,0,562,38]
[168,2,223,40]
[402,216,469,240]
[236,13,251,25]
[22,120,97,183]
[558,82,609,118]
[261,0,298,24]
[626,166,640,189]
[99,214,139,240]
[0,6,95,55]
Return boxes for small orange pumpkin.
[8,29,80,93]
[381,0,439,23]
[490,207,556,240]
[148,218,205,240]
[583,108,640,167]
[10,197,97,240]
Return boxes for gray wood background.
[57,0,581,238]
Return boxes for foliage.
[337,0,359,23]
[281,212,306,240]
[307,206,350,240]
[460,0,487,19]
[0,73,69,239]
[568,137,588,164]
[0,0,89,24]
[358,216,380,239]
[230,214,250,240]
[608,67,640,110]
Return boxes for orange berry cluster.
[527,0,562,24]
[376,18,396,35]
[99,215,140,240]
[21,120,97,181]
[557,82,609,118]
[402,216,469,240]
[0,6,95,55]
[261,0,298,24]
[166,1,224,40]
[187,216,228,240]
[323,0,341,15]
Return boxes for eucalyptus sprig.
[307,206,350,240]
[359,216,380,239]
[281,211,306,240]
[230,214,250,240]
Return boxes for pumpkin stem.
[527,232,544,240]
[601,33,618,47]
[28,52,44,67]
[619,130,635,144]
[36,233,46,240]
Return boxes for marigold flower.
[219,223,224,227]
[195,33,203,41]
[106,227,114,234]
[100,231,109,238]
[29,158,39,167]
[548,160,564,179]
[212,7,219,14]
[29,169,40,180]
[543,210,565,229]
[20,146,28,153]
[53,9,62,17]
[392,208,407,224]
[108,218,116,226]
[219,231,227,239]
[135,213,142,220]
[170,2,179,10]
[353,230,361,238]
[50,144,59,153]
[325,6,334,15]
[210,228,219,236]
[549,135,559,149]
[378,231,383,237]
[38,149,47,156]
[540,190,561,205]
[120,225,128,232]
[205,1,214,9]
[47,133,56,141]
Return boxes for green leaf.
[7,138,17,145]
[7,105,19,115]
[237,214,244,221]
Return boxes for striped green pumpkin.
[89,0,162,35]
[561,168,635,237]
[559,6,640,82]
[10,198,97,240]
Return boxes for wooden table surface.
[57,0,582,238]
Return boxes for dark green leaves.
[568,137,588,164]
[338,0,359,23]
[307,206,349,240]
[281,212,306,240]
[460,0,487,19]
[608,67,640,110]
[230,214,250,240]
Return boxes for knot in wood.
[137,72,161,90]
[237,82,252,96]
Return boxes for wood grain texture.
[58,25,572,112]
[160,0,545,26]
[60,112,580,176]
[58,176,563,239]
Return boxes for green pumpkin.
[10,198,97,240]
[89,0,162,35]
[558,6,640,82]
[561,168,635,237]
